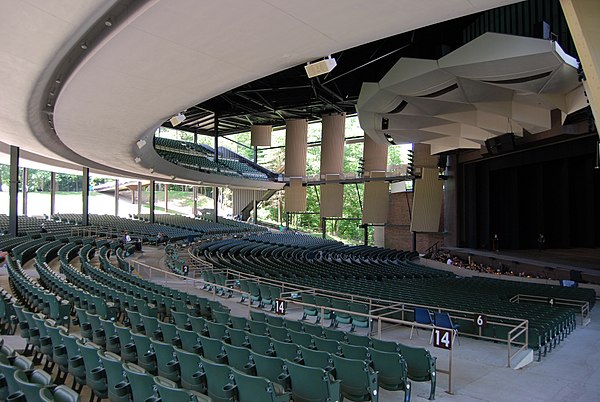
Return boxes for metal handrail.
[510,294,590,325]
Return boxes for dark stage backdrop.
[460,134,600,250]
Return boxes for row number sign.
[433,328,453,350]
[475,314,487,328]
[275,298,287,315]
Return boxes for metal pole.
[50,172,56,216]
[82,167,89,226]
[193,186,198,217]
[213,186,219,223]
[8,146,19,237]
[253,190,258,224]
[164,184,169,213]
[412,178,417,252]
[364,224,369,246]
[322,217,326,239]
[253,146,258,163]
[137,181,142,216]
[214,114,219,167]
[22,167,28,216]
[286,212,290,230]
[149,180,155,223]
[114,179,119,216]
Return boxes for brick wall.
[385,191,444,253]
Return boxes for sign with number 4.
[433,328,453,350]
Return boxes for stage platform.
[443,246,600,284]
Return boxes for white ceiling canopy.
[357,32,587,154]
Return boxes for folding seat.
[230,367,291,402]
[121,362,156,402]
[369,348,411,402]
[246,332,274,356]
[229,315,249,331]
[249,351,290,391]
[298,345,333,372]
[323,327,347,343]
[249,310,267,322]
[285,360,341,402]
[265,315,284,327]
[340,343,370,361]
[44,322,69,384]
[197,335,227,363]
[331,299,352,328]
[78,340,107,400]
[331,354,379,402]
[22,310,42,361]
[345,332,372,348]
[73,307,93,340]
[271,339,301,362]
[151,375,212,402]
[396,344,436,400]
[32,316,54,371]
[39,384,82,402]
[313,337,342,355]
[247,282,262,306]
[157,321,180,346]
[410,307,434,340]
[205,321,231,343]
[150,338,180,384]
[140,314,160,340]
[301,322,324,338]
[267,324,290,342]
[188,316,209,336]
[130,332,156,374]
[282,319,303,333]
[177,328,201,353]
[198,355,235,402]
[12,304,34,355]
[97,350,129,402]
[13,368,54,402]
[172,347,206,394]
[114,323,137,363]
[227,328,250,348]
[212,310,231,326]
[170,311,191,330]
[0,354,33,399]
[433,312,460,344]
[287,329,315,350]
[370,337,399,353]
[59,330,85,391]
[349,302,370,332]
[300,293,318,321]
[222,343,255,374]
[314,296,334,324]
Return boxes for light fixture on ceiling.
[384,133,396,145]
[305,56,337,78]
[104,18,113,27]
[136,139,147,149]
[170,112,186,127]
[149,168,154,174]
[80,42,88,50]
[134,157,141,163]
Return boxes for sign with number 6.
[475,314,487,328]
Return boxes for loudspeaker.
[485,133,515,155]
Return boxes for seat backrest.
[153,376,193,402]
[199,355,234,402]
[287,330,314,349]
[250,351,286,385]
[177,328,200,353]
[231,367,290,402]
[227,328,249,348]
[370,337,399,353]
[267,324,289,342]
[396,344,435,382]
[414,308,433,325]
[433,312,454,329]
[97,350,124,391]
[0,355,33,395]
[298,346,332,370]
[206,321,230,340]
[331,354,378,402]
[271,339,300,361]
[172,347,205,394]
[247,320,268,335]
[198,335,225,362]
[228,315,249,331]
[249,310,266,322]
[122,362,156,402]
[313,337,341,355]
[286,360,341,402]
[324,327,347,343]
[222,343,252,372]
[369,348,409,392]
[340,343,370,361]
[246,332,273,356]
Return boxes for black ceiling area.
[161,0,578,137]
